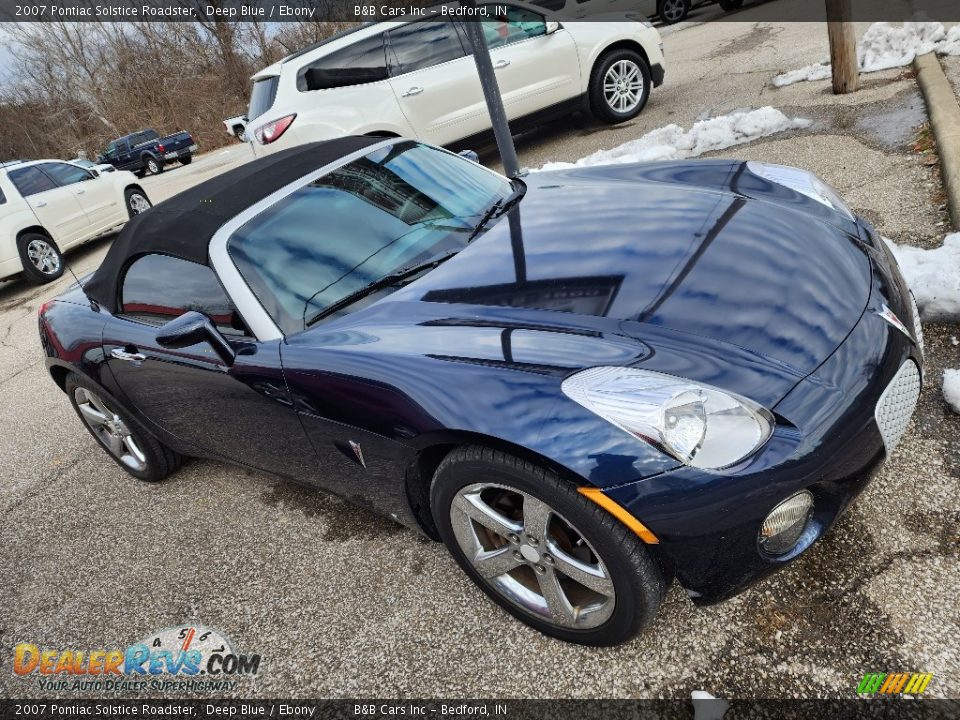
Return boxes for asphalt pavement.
[1,13,958,700]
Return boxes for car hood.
[388,161,871,386]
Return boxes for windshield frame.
[208,138,514,343]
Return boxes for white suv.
[246,7,665,156]
[0,160,151,284]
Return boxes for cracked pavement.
[1,13,958,700]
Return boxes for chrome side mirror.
[545,21,560,34]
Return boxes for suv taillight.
[255,114,296,145]
[157,143,165,153]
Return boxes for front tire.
[17,232,64,284]
[431,446,665,646]
[589,50,651,124]
[66,373,182,482]
[658,0,690,23]
[125,187,152,217]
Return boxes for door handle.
[402,86,424,97]
[75,189,86,194]
[494,59,511,69]
[111,348,147,363]
[34,201,47,208]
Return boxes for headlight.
[561,367,774,470]
[746,161,854,220]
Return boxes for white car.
[223,115,247,141]
[245,5,665,156]
[0,160,151,285]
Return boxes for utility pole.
[826,0,859,94]
[459,15,521,177]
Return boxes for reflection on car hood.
[388,160,871,378]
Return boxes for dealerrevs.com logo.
[857,672,934,696]
[13,624,261,693]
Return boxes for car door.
[477,5,581,119]
[115,138,136,171]
[385,21,488,145]
[7,165,90,247]
[38,162,123,235]
[101,253,321,480]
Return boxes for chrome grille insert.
[909,291,924,357]
[875,360,921,455]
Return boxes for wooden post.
[826,0,859,94]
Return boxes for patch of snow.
[883,234,960,322]
[944,369,960,414]
[773,21,960,87]
[691,691,730,720]
[772,62,832,87]
[539,107,811,171]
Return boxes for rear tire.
[145,156,163,175]
[179,154,192,165]
[431,446,665,646]
[66,373,183,482]
[589,49,651,124]
[17,232,64,285]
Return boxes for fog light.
[759,491,813,555]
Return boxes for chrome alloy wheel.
[26,238,61,275]
[74,387,147,472]
[603,60,645,114]
[128,192,151,214]
[450,483,616,629]
[660,0,687,22]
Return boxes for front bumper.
[603,255,922,604]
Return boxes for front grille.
[875,360,921,454]
[909,291,924,357]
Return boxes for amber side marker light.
[578,487,659,544]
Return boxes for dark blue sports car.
[39,136,923,645]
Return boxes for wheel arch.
[17,224,54,242]
[591,39,652,85]
[123,183,147,197]
[48,363,70,392]
[403,430,590,540]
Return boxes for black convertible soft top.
[85,135,385,314]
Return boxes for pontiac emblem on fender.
[876,304,914,343]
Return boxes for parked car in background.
[534,0,744,24]
[39,138,922,644]
[71,158,117,174]
[0,159,150,284]
[97,129,197,177]
[245,4,664,157]
[223,114,248,141]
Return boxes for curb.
[914,52,960,230]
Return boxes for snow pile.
[539,107,811,171]
[884,234,960,322]
[944,369,960,414]
[772,62,832,87]
[773,22,960,87]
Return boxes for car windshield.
[73,159,94,168]
[227,141,515,335]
